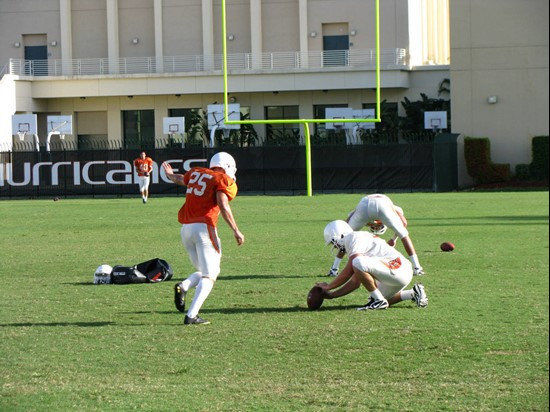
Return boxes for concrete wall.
[450,0,549,186]
[0,0,413,65]
[0,0,61,62]
[72,0,108,59]
[162,0,203,55]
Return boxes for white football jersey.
[343,231,403,261]
[347,194,409,238]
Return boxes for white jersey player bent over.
[328,194,425,277]
[318,220,428,310]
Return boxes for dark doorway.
[323,35,349,66]
[123,110,155,150]
[24,45,48,75]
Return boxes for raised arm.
[162,162,186,186]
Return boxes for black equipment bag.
[111,265,147,284]
[111,258,173,284]
[136,258,173,283]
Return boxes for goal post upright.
[221,0,381,196]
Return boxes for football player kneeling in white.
[318,220,428,310]
[162,152,244,325]
[327,193,425,277]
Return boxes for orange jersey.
[134,157,153,176]
[178,167,238,227]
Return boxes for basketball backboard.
[47,115,73,134]
[424,111,447,130]
[352,109,376,130]
[163,117,185,134]
[326,108,353,129]
[12,114,38,135]
[207,104,240,130]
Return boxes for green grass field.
[1,192,548,411]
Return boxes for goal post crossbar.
[221,0,381,195]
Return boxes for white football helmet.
[367,220,387,235]
[210,152,237,180]
[94,264,113,284]
[324,220,353,253]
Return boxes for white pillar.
[250,0,262,69]
[299,0,309,68]
[154,0,164,73]
[59,0,73,75]
[437,0,450,64]
[106,0,119,74]
[202,0,214,70]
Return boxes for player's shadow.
[122,304,361,316]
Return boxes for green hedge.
[515,135,549,180]
[515,164,532,180]
[530,136,549,179]
[464,137,510,184]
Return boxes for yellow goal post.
[221,0,381,196]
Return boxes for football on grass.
[307,286,325,310]
[440,242,455,252]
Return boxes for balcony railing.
[8,48,407,77]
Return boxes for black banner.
[0,144,434,198]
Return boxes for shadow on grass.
[122,303,415,316]
[202,305,360,314]
[217,274,306,281]
[0,321,114,327]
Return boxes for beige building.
[449,0,549,185]
[0,0,547,187]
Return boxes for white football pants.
[180,223,221,280]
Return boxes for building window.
[265,106,300,145]
[122,110,155,149]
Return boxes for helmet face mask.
[367,220,387,235]
[94,264,113,284]
[324,220,353,255]
[209,152,237,180]
[328,237,346,256]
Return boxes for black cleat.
[184,315,210,325]
[174,283,186,313]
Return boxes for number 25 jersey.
[178,167,238,227]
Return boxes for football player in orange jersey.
[133,151,154,203]
[162,152,244,325]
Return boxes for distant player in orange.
[162,152,244,325]
[133,151,153,203]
